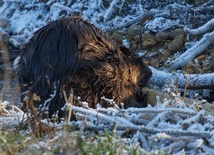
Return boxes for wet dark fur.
[18,16,152,118]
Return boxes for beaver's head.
[89,45,152,107]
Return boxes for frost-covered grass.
[0,126,169,155]
[1,95,214,154]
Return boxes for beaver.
[17,16,152,119]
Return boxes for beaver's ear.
[115,45,132,63]
[118,45,132,55]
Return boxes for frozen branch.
[182,110,205,125]
[150,66,214,89]
[53,3,73,13]
[146,111,169,128]
[103,0,119,22]
[80,123,212,138]
[125,107,196,116]
[162,141,187,152]
[184,18,214,36]
[3,0,24,3]
[164,30,214,71]
[105,12,153,31]
[71,105,213,139]
[193,0,214,12]
[72,106,135,126]
[138,134,150,151]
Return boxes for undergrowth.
[0,124,169,155]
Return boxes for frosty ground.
[0,0,214,154]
